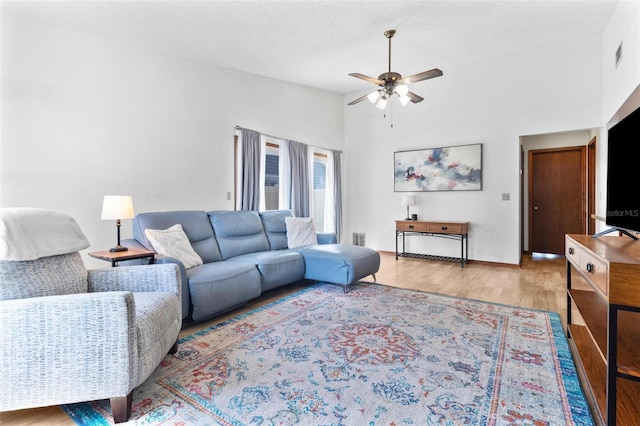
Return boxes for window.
[314,156,326,190]
[264,142,279,210]
[235,129,340,237]
[261,144,331,231]
[313,151,328,230]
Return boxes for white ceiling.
[2,0,619,95]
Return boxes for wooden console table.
[395,220,469,267]
[566,234,640,425]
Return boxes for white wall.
[344,34,604,265]
[5,6,640,268]
[603,0,640,122]
[596,1,640,235]
[1,15,344,268]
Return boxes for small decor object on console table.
[402,195,415,220]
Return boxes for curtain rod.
[235,125,342,154]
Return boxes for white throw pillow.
[285,217,318,248]
[144,224,203,269]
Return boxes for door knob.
[534,206,539,210]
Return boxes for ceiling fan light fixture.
[368,91,381,104]
[395,84,409,96]
[347,29,443,109]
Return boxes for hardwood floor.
[0,251,586,425]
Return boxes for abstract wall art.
[394,143,482,192]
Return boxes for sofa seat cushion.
[296,244,380,287]
[186,261,261,322]
[133,292,181,383]
[229,250,305,292]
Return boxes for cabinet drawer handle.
[568,247,574,255]
[586,263,594,273]
[408,225,414,229]
[441,226,448,230]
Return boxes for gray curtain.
[288,141,310,217]
[241,128,261,210]
[332,150,343,242]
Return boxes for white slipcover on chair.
[0,208,182,423]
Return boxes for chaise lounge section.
[124,209,379,323]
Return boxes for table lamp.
[402,195,415,220]
[101,195,135,252]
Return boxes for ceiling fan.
[347,29,443,109]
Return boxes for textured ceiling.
[2,0,618,95]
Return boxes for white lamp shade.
[367,91,381,104]
[402,195,416,207]
[395,84,409,96]
[101,195,135,220]
[398,95,411,106]
[375,96,388,110]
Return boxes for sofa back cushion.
[133,211,222,263]
[0,252,87,300]
[259,210,294,250]
[208,210,270,259]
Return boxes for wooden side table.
[89,248,156,267]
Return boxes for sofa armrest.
[119,238,153,265]
[317,233,338,244]
[88,263,181,299]
[0,292,136,410]
[121,238,148,250]
[154,256,190,319]
[114,240,188,314]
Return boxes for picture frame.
[394,143,483,192]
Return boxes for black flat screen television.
[603,101,640,238]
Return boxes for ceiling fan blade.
[398,68,443,84]
[349,73,384,85]
[348,91,377,106]
[407,91,424,103]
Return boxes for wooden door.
[587,137,596,235]
[529,146,586,255]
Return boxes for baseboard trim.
[377,250,521,269]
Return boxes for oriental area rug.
[63,283,593,425]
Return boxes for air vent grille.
[352,233,365,246]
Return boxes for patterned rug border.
[62,282,593,425]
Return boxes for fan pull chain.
[384,100,394,128]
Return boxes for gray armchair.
[0,208,182,423]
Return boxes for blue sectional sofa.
[123,209,380,323]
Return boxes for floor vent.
[352,233,365,246]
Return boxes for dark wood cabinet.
[566,234,640,425]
